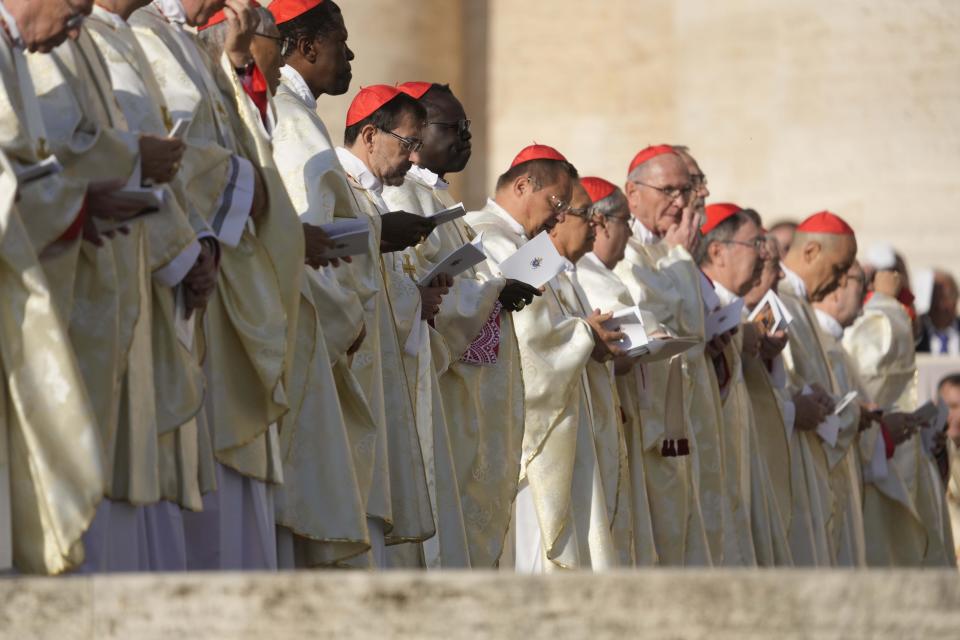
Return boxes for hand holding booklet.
[705,297,744,339]
[494,231,564,289]
[318,218,370,259]
[426,202,466,226]
[746,289,793,334]
[603,305,699,362]
[418,233,487,285]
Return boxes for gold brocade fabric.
[0,150,104,574]
[85,10,207,510]
[270,78,384,565]
[347,181,434,546]
[741,354,795,566]
[467,203,615,570]
[844,293,955,566]
[777,279,842,565]
[613,239,715,566]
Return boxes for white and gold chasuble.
[844,293,956,566]
[613,230,715,565]
[467,200,615,570]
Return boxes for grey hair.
[695,208,762,265]
[590,189,629,219]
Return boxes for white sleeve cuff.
[153,239,201,288]
[210,155,255,247]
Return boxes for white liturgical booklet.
[633,336,701,363]
[426,202,466,226]
[603,306,650,354]
[14,155,62,185]
[319,218,370,258]
[705,297,744,339]
[747,289,793,334]
[495,231,564,288]
[914,400,949,456]
[816,414,842,447]
[419,233,486,285]
[169,118,192,139]
[832,390,859,416]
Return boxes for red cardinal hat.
[509,144,567,169]
[797,210,855,236]
[268,0,323,25]
[397,81,434,100]
[580,177,617,204]
[701,202,743,235]
[346,85,402,127]
[199,0,261,31]
[627,144,677,175]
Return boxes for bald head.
[784,230,858,302]
[814,261,865,328]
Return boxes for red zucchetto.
[627,144,677,175]
[580,177,617,204]
[397,82,433,99]
[796,211,855,236]
[509,144,568,168]
[199,0,261,31]
[345,85,402,127]
[701,202,743,235]
[268,0,323,25]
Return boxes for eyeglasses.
[427,119,471,137]
[378,128,423,153]
[631,180,693,201]
[254,32,286,43]
[565,205,592,220]
[547,193,569,215]
[720,237,767,251]
[604,215,631,227]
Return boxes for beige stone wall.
[310,0,960,275]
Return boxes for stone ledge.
[2,570,959,639]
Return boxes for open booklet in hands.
[317,218,371,259]
[603,305,700,363]
[747,289,793,334]
[418,233,487,286]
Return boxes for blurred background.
[295,0,960,277]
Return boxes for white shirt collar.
[581,251,606,271]
[485,197,527,239]
[153,0,187,25]
[814,308,844,339]
[280,65,315,110]
[629,216,659,245]
[92,5,128,29]
[561,257,577,273]
[408,164,448,190]
[0,2,24,49]
[335,146,383,195]
[713,280,740,307]
[780,262,807,298]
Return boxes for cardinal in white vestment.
[0,0,112,575]
[337,84,442,566]
[468,145,623,572]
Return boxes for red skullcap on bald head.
[628,144,678,175]
[345,84,402,127]
[509,144,568,169]
[268,0,323,25]
[580,177,617,204]
[701,203,743,235]
[796,211,855,236]
[397,82,433,100]
[200,0,262,30]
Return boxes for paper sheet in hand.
[169,118,192,139]
[832,390,859,416]
[634,336,701,363]
[15,155,62,185]
[419,234,486,285]
[816,414,842,447]
[319,218,370,258]
[603,306,650,354]
[426,202,466,226]
[915,400,949,455]
[495,231,564,288]
[706,297,744,339]
[747,290,793,334]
